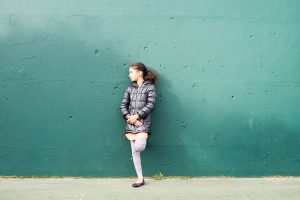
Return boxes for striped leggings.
[130,138,147,179]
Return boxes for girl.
[120,62,158,187]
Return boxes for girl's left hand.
[127,114,139,124]
[134,120,143,127]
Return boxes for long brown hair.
[130,62,158,84]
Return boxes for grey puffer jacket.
[120,80,157,135]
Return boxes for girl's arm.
[136,85,157,119]
[120,87,130,119]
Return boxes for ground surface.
[0,177,299,200]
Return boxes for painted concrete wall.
[0,0,299,177]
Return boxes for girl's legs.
[130,137,147,183]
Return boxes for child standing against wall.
[120,62,158,187]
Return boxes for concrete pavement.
[0,177,299,200]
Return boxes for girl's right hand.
[127,114,139,124]
[134,120,143,127]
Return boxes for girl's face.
[129,67,142,81]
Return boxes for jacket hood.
[131,80,152,87]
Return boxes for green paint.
[0,0,299,177]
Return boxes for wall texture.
[0,0,299,177]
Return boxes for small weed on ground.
[153,172,165,180]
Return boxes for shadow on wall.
[143,74,198,176]
[144,70,300,177]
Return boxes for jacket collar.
[132,80,151,88]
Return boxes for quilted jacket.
[120,80,157,134]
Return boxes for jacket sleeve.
[137,84,157,119]
[120,87,130,119]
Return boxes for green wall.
[0,0,299,177]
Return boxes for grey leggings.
[130,138,147,178]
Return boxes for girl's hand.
[127,114,139,124]
[134,120,143,127]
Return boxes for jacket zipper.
[135,86,140,114]
[134,84,143,132]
